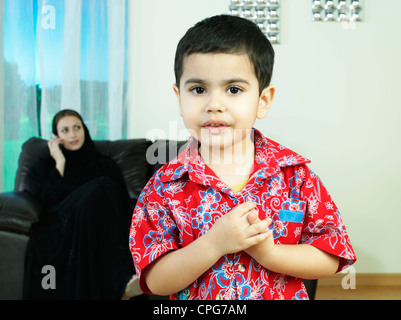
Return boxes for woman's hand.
[48,137,66,176]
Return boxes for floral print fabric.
[129,129,356,300]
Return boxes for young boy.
[129,15,356,300]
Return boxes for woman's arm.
[48,137,66,176]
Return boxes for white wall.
[127,0,229,141]
[127,0,401,274]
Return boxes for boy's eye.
[190,86,206,94]
[227,86,242,95]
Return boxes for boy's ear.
[257,85,275,120]
[173,84,183,117]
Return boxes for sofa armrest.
[0,192,42,235]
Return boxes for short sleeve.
[299,167,357,272]
[129,174,180,294]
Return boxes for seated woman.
[23,109,143,300]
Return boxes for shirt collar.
[159,128,310,183]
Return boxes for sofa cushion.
[94,139,153,200]
[14,138,50,195]
[0,192,42,234]
[0,230,29,299]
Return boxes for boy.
[129,15,356,300]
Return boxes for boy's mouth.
[202,120,229,134]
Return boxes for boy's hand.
[207,202,272,257]
[244,210,275,260]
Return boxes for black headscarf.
[52,109,101,185]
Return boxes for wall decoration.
[229,0,280,44]
[312,0,363,22]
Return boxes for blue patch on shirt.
[279,209,304,223]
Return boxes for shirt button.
[238,264,246,272]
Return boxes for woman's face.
[56,116,85,151]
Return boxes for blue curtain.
[2,0,39,192]
[1,0,128,192]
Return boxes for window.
[2,0,128,191]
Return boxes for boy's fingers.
[236,201,256,217]
[249,218,272,235]
[256,228,273,242]
[247,211,259,224]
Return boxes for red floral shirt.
[129,129,356,300]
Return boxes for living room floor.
[316,285,401,300]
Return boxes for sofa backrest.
[14,137,186,201]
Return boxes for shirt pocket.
[279,209,304,223]
[261,196,306,245]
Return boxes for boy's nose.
[205,94,225,113]
[206,104,224,113]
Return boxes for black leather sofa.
[0,137,184,300]
[0,137,317,300]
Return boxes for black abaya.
[23,120,136,300]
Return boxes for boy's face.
[174,53,274,152]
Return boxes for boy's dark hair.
[174,14,275,94]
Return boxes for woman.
[23,109,142,300]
